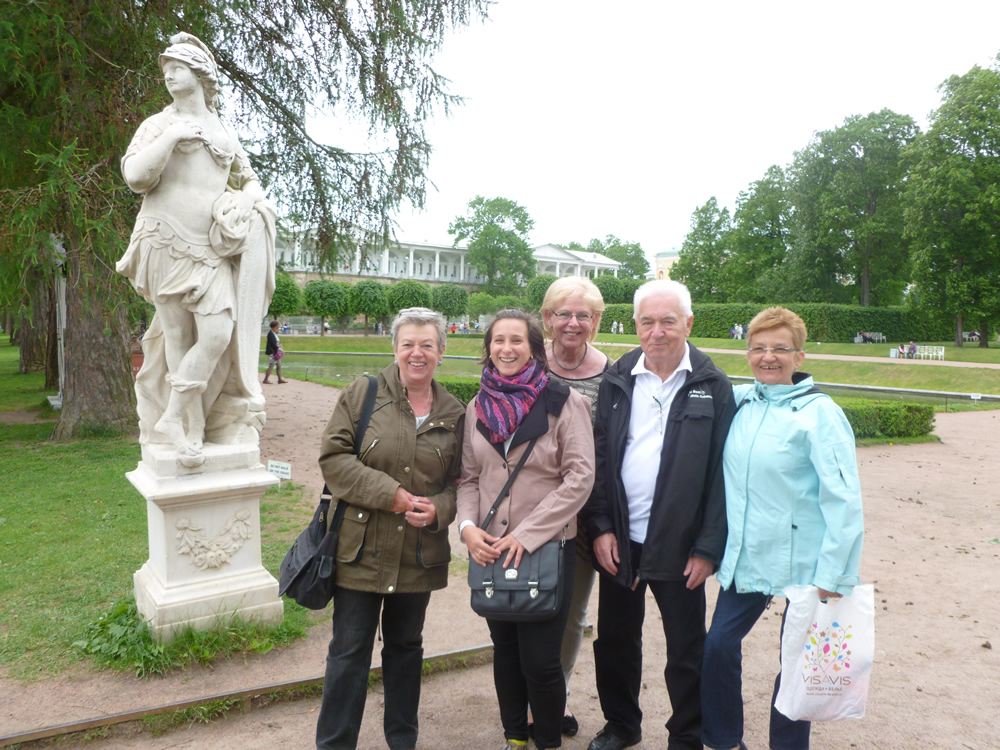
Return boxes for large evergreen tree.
[904,61,1000,346]
[0,1,488,435]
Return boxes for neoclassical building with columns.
[276,234,620,287]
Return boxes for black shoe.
[587,728,642,750]
[562,713,579,737]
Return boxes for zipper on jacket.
[360,438,380,463]
[435,446,446,473]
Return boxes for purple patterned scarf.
[475,358,549,443]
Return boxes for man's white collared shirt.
[621,344,692,543]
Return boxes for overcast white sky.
[358,2,1000,265]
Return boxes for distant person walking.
[263,320,287,384]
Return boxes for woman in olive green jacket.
[315,307,465,750]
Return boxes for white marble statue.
[117,33,276,466]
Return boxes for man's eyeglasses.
[554,312,593,322]
[748,346,798,356]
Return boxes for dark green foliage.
[592,274,625,304]
[673,197,732,301]
[467,292,497,319]
[432,284,469,318]
[493,294,525,312]
[619,278,645,306]
[904,60,1000,344]
[450,196,536,295]
[525,274,558,308]
[386,279,433,313]
[436,376,483,404]
[602,304,636,334]
[582,235,650,279]
[269,273,304,318]
[789,110,918,307]
[349,280,389,334]
[836,399,935,438]
[303,279,350,325]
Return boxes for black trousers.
[592,540,706,750]
[486,542,575,750]
[316,587,431,750]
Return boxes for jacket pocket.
[416,532,451,568]
[336,505,369,563]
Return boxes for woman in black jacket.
[263,320,287,383]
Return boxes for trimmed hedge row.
[436,377,935,440]
[598,302,952,343]
[836,399,935,439]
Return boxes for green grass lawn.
[0,340,319,678]
[0,342,59,412]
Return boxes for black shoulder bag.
[467,437,568,622]
[278,375,378,609]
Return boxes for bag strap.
[479,437,537,531]
[321,373,378,513]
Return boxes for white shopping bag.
[774,584,874,722]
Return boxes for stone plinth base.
[127,443,283,642]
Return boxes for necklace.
[552,341,588,372]
[408,386,433,418]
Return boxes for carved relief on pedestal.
[175,510,253,569]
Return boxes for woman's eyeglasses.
[748,347,798,356]
[554,312,593,322]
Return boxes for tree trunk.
[955,314,964,348]
[17,270,50,374]
[51,240,137,439]
[979,316,990,348]
[859,254,871,307]
[45,282,60,390]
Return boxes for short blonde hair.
[747,307,807,350]
[540,277,606,342]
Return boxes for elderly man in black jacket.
[581,280,736,750]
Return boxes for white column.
[434,250,440,279]
[353,247,361,274]
[575,263,582,277]
[408,248,415,278]
[460,254,465,282]
[555,262,561,277]
[382,247,389,277]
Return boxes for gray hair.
[633,280,693,320]
[391,307,447,350]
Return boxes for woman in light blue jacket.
[701,307,864,750]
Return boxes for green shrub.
[437,376,482,405]
[603,303,635,334]
[836,398,935,438]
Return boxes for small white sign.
[971,393,982,401]
[267,460,292,479]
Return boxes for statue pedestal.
[128,443,283,642]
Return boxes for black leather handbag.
[467,438,567,622]
[278,375,377,609]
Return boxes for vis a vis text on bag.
[774,583,875,722]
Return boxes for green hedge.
[436,377,935,440]
[835,399,935,439]
[598,302,952,342]
[436,376,482,405]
